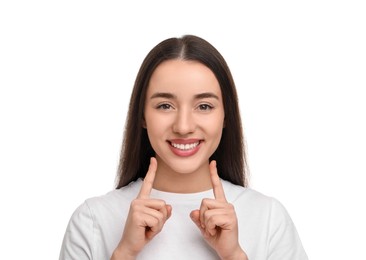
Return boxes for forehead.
[147,59,221,96]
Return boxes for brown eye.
[198,104,213,111]
[157,103,172,110]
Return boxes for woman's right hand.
[111,158,172,260]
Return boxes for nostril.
[172,120,196,134]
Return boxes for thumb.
[166,204,173,219]
[190,210,201,228]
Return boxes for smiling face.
[144,59,225,190]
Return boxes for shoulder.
[222,180,274,205]
[222,181,308,258]
[221,180,292,221]
[82,179,143,214]
[60,180,143,259]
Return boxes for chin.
[168,160,205,175]
[156,152,209,175]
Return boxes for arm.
[59,203,94,260]
[268,199,308,260]
[190,160,248,260]
[111,158,172,259]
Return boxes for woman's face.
[144,59,225,177]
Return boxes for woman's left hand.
[190,161,248,260]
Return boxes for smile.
[170,141,200,151]
[168,139,202,157]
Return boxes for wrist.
[221,247,248,260]
[111,246,137,260]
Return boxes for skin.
[112,158,172,259]
[144,60,225,193]
[111,60,248,260]
[190,160,247,260]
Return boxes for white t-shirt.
[59,179,308,259]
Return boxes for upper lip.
[168,139,202,144]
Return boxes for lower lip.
[169,142,201,157]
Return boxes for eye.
[198,104,214,111]
[156,103,173,110]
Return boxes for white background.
[0,1,365,259]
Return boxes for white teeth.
[171,142,199,151]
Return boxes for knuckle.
[205,217,214,227]
[201,198,211,206]
[202,198,210,203]
[227,203,234,210]
[203,210,211,219]
[156,199,166,207]
[130,200,138,209]
[155,211,164,221]
[151,217,159,226]
[130,199,142,208]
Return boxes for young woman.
[59,35,308,260]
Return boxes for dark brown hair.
[116,35,248,188]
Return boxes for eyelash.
[197,104,214,111]
[156,103,173,110]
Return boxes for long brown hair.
[116,35,248,188]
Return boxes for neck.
[153,162,212,193]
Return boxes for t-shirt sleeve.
[268,198,308,260]
[59,202,95,260]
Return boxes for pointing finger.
[137,157,157,199]
[209,160,227,202]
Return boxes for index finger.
[209,160,227,202]
[137,157,157,199]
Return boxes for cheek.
[213,127,224,144]
[146,122,162,138]
[205,113,225,130]
[145,114,169,144]
[144,110,157,130]
[205,117,224,141]
[145,125,160,152]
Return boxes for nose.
[172,109,196,135]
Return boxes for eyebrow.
[150,92,219,100]
[194,92,219,100]
[150,92,176,99]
